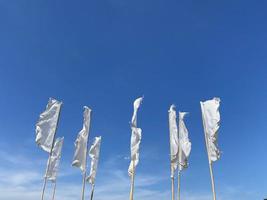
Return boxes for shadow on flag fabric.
[87,136,101,185]
[200,98,221,162]
[178,112,191,171]
[45,137,64,182]
[168,105,179,178]
[35,98,62,153]
[128,97,143,177]
[72,106,92,172]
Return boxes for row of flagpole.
[168,98,221,200]
[126,97,221,200]
[35,99,102,200]
[35,96,221,200]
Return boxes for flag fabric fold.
[35,98,62,153]
[45,137,64,182]
[178,112,191,171]
[128,97,143,176]
[72,106,92,172]
[168,105,179,178]
[87,136,102,185]
[200,98,221,162]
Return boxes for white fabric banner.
[200,98,221,162]
[87,136,102,185]
[168,105,179,177]
[72,106,92,172]
[45,137,64,182]
[36,98,62,153]
[178,112,191,171]
[128,97,143,176]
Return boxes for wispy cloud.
[0,149,259,200]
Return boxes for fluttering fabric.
[128,97,143,176]
[178,112,191,171]
[36,98,62,153]
[45,137,64,182]
[200,98,221,162]
[72,106,92,172]
[86,136,101,185]
[168,105,179,178]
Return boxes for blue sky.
[0,0,267,199]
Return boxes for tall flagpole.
[177,115,181,200]
[177,112,182,200]
[90,184,95,200]
[177,170,181,200]
[171,177,174,200]
[129,160,135,200]
[169,107,175,200]
[51,181,57,200]
[81,110,92,200]
[81,171,87,200]
[200,103,216,200]
[41,106,62,200]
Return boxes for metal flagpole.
[51,181,57,200]
[90,184,95,200]
[129,160,135,200]
[81,110,92,200]
[169,108,175,200]
[177,170,181,200]
[81,171,87,200]
[41,105,62,200]
[171,176,175,200]
[177,115,181,200]
[200,102,217,200]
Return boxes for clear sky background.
[0,1,267,200]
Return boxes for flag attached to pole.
[200,98,221,162]
[45,137,64,182]
[178,112,191,171]
[36,98,62,153]
[168,105,179,178]
[128,97,143,176]
[87,136,102,185]
[72,106,92,172]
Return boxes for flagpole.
[51,181,57,200]
[200,103,217,200]
[41,105,62,200]
[177,114,181,200]
[177,170,181,200]
[129,160,135,200]
[81,109,92,200]
[81,171,87,200]
[90,184,95,200]
[171,176,174,200]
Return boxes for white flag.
[168,105,179,178]
[36,98,62,153]
[200,98,221,162]
[131,97,143,127]
[178,112,191,171]
[72,106,92,172]
[128,97,143,176]
[87,136,101,185]
[45,137,64,182]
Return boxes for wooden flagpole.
[41,105,62,200]
[200,102,217,200]
[129,160,135,200]
[90,184,95,200]
[51,181,57,200]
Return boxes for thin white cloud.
[0,149,258,200]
